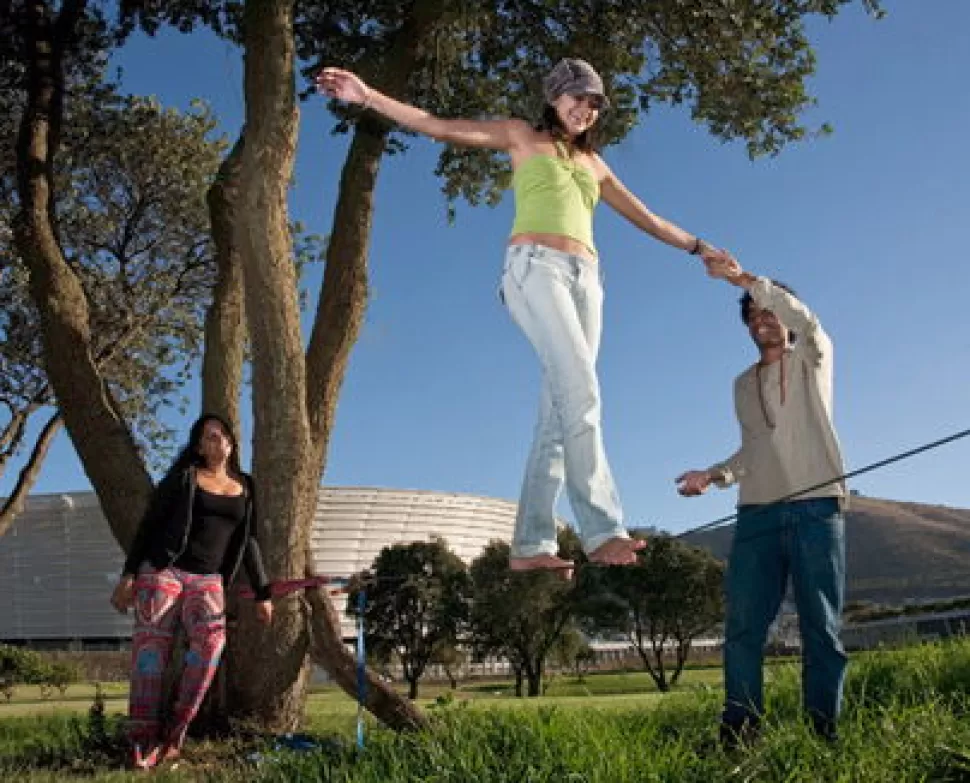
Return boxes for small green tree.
[347,539,469,699]
[468,534,577,697]
[581,535,724,691]
[47,661,81,698]
[430,642,467,691]
[0,644,52,700]
[551,627,596,684]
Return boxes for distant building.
[0,487,517,648]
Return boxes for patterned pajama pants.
[127,566,227,751]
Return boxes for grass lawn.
[0,683,129,719]
[2,643,968,781]
[0,662,730,721]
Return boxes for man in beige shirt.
[677,255,848,746]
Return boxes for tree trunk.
[669,640,691,686]
[12,0,151,551]
[526,659,543,697]
[224,0,315,731]
[650,641,669,692]
[634,637,664,691]
[202,133,247,433]
[225,596,312,731]
[194,131,247,741]
[403,656,424,700]
[295,4,441,732]
[222,0,437,732]
[0,411,62,536]
[526,672,541,697]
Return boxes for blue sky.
[5,1,969,535]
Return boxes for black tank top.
[172,486,247,575]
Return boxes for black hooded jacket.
[122,466,271,601]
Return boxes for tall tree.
[580,535,724,691]
[347,539,470,699]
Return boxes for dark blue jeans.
[722,497,847,730]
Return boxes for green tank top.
[510,145,600,254]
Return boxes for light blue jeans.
[723,497,848,732]
[500,244,627,558]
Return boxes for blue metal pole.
[356,587,366,750]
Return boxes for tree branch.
[0,410,63,537]
[236,0,313,579]
[202,132,246,431]
[0,400,43,463]
[304,0,445,465]
[13,0,153,551]
[304,581,427,731]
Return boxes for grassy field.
[0,664,728,722]
[2,642,969,781]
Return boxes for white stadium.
[0,487,517,646]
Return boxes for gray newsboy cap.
[542,58,610,109]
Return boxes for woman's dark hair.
[535,104,599,153]
[162,414,244,482]
[740,280,799,343]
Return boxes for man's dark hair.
[740,279,799,342]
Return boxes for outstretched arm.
[676,449,745,496]
[705,254,830,361]
[316,67,529,150]
[597,157,728,264]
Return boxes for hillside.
[680,496,970,605]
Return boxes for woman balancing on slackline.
[317,58,731,572]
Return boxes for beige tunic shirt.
[709,278,847,507]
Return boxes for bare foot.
[588,537,646,566]
[130,744,160,772]
[510,554,575,579]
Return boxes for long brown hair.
[162,414,244,482]
[535,104,599,153]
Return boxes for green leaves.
[1,71,226,470]
[295,0,881,217]
[350,530,724,697]
[467,537,579,695]
[579,534,725,690]
[347,538,470,698]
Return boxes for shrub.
[38,662,81,700]
[0,645,53,698]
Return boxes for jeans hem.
[722,703,761,725]
[509,541,560,559]
[582,527,629,554]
